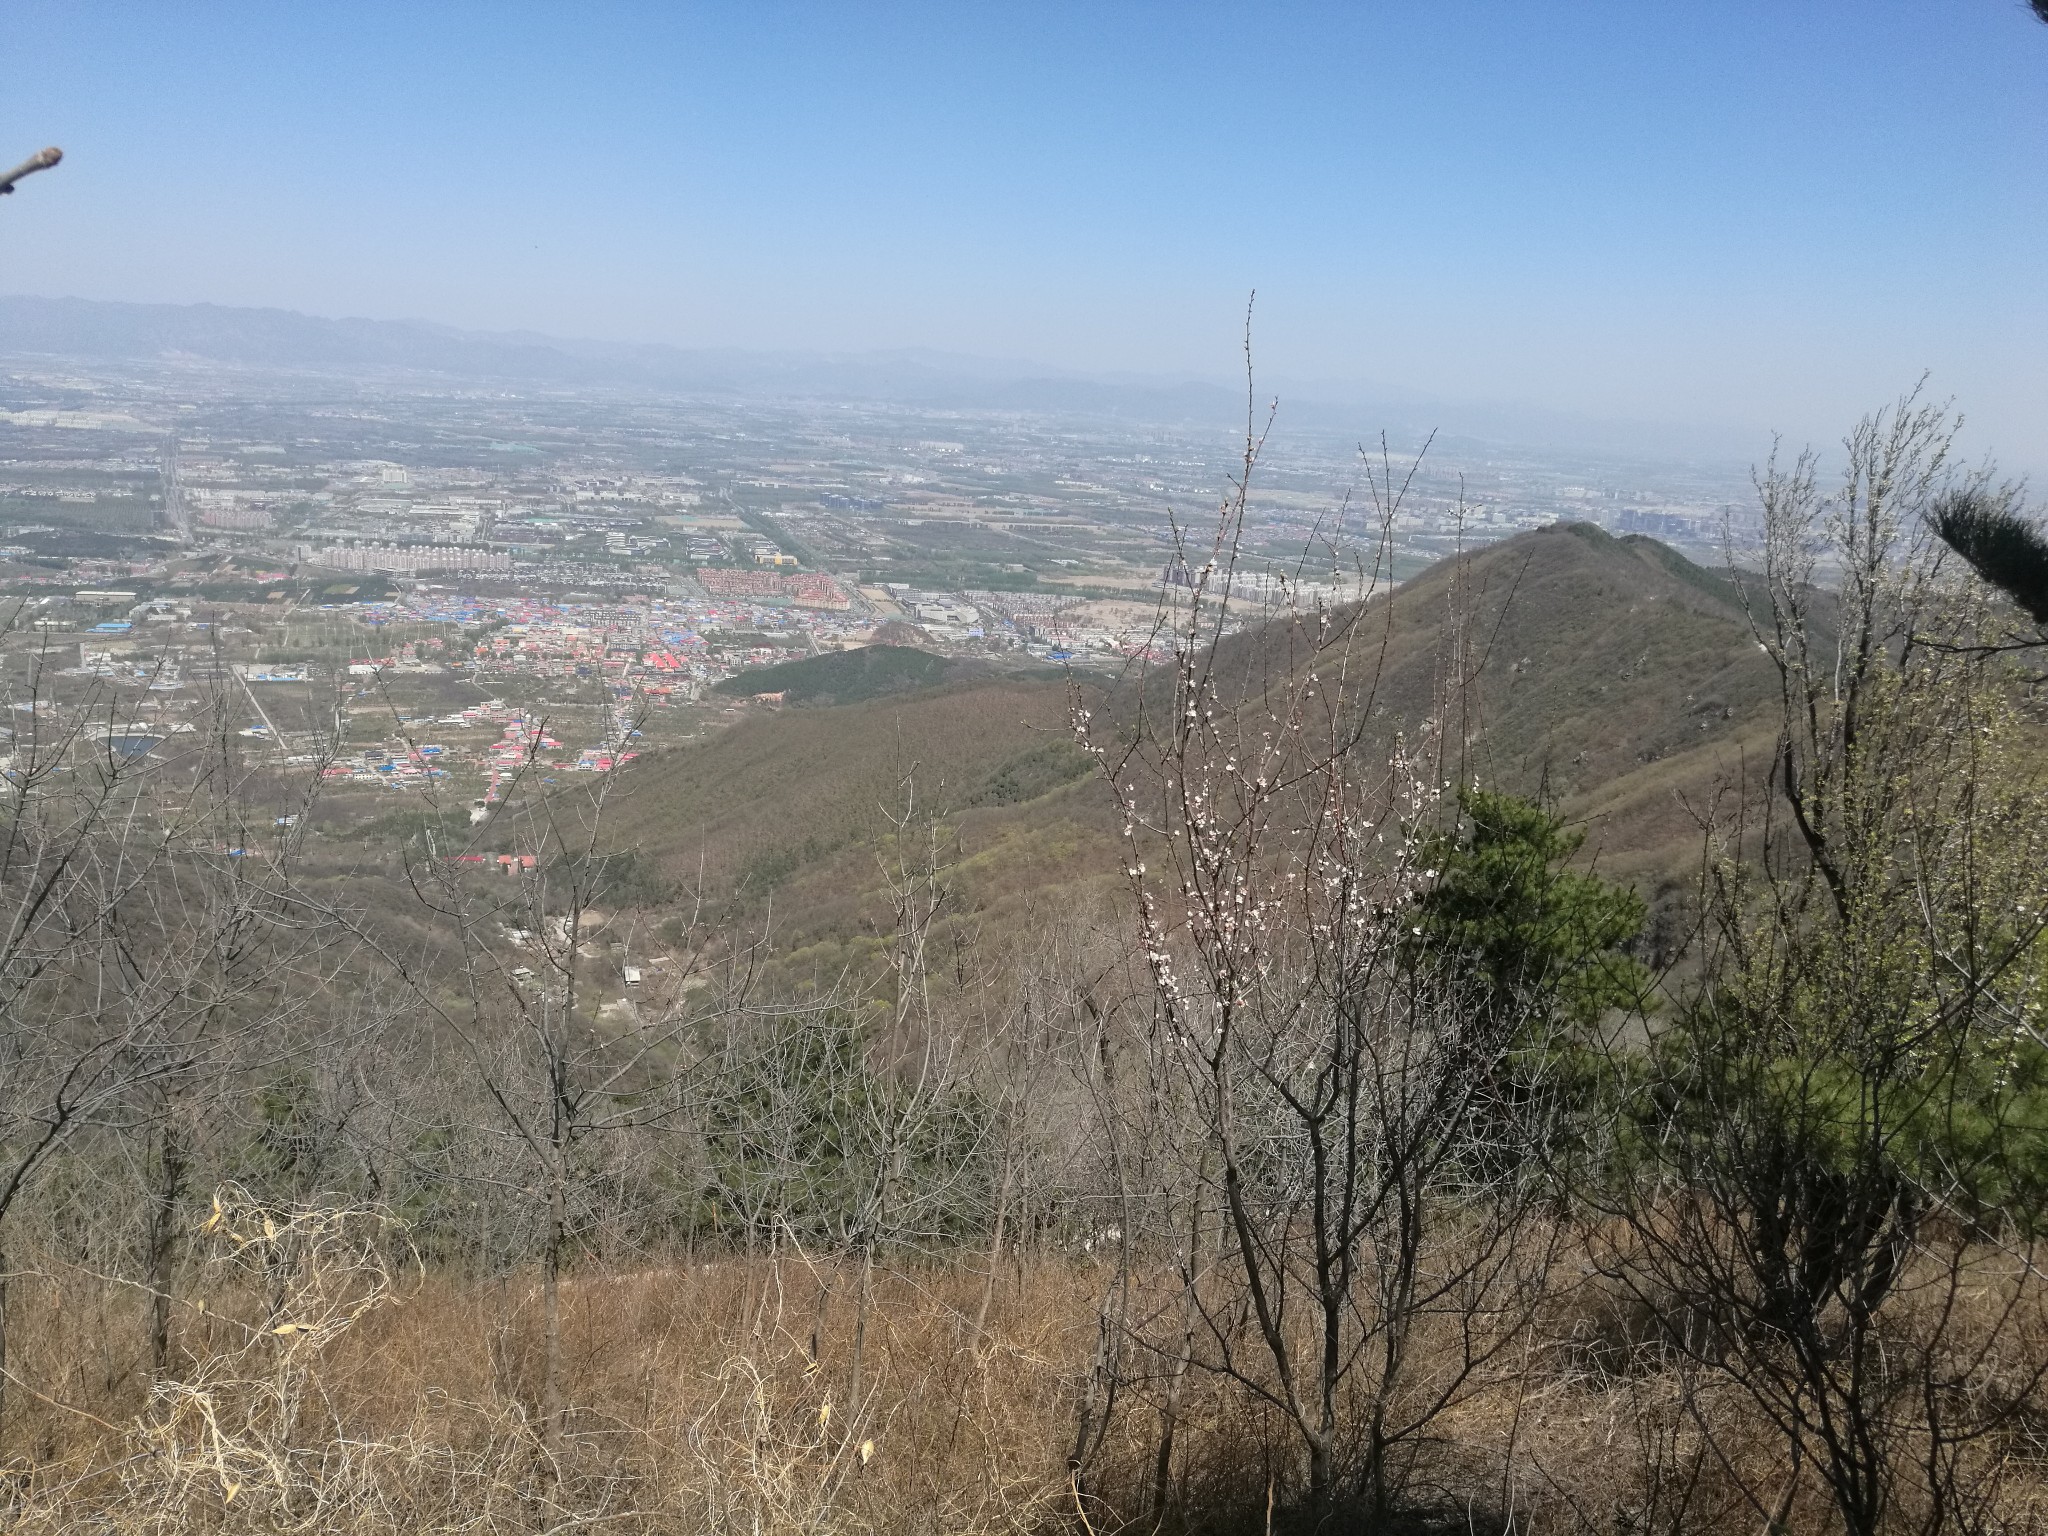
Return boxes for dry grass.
[5,1205,2048,1534]
[2,1199,1103,1534]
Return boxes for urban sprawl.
[0,359,1755,804]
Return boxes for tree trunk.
[0,1243,10,1456]
[971,1158,1013,1341]
[1067,1311,1112,1510]
[1151,1315,1192,1520]
[1153,1192,1204,1522]
[542,1157,566,1458]
[145,1122,188,1375]
[1307,1428,1335,1523]
[847,1243,874,1431]
[1763,1439,1802,1536]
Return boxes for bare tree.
[1071,344,1564,1524]
[0,642,348,1442]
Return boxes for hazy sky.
[3,2,2045,465]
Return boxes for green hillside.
[707,643,1070,707]
[710,643,963,705]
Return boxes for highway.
[159,434,190,542]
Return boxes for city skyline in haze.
[2,1,2044,467]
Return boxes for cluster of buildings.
[196,506,275,530]
[358,591,828,697]
[305,697,639,804]
[319,744,454,787]
[306,543,514,575]
[881,586,982,633]
[471,712,637,800]
[692,568,851,609]
[445,852,540,876]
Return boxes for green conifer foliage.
[1412,789,1651,1034]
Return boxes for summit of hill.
[1335,522,1779,919]
[1312,521,1777,855]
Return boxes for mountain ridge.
[0,293,1757,457]
[615,523,1783,967]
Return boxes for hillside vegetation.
[620,671,1106,968]
[10,402,2048,1536]
[709,643,992,705]
[623,524,1782,967]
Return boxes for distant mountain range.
[0,293,1756,461]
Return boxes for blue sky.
[3,2,2044,463]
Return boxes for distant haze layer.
[0,3,2042,469]
[0,293,1829,469]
